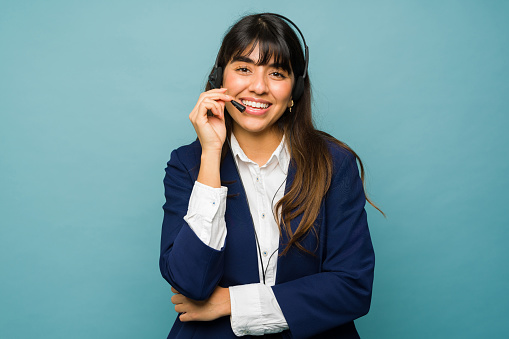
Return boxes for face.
[222,43,294,137]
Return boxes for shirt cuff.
[183,181,228,250]
[229,283,289,337]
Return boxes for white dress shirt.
[183,133,290,336]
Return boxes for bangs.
[233,38,292,74]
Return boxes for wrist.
[197,151,222,188]
[221,287,232,317]
[201,149,222,160]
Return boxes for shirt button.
[261,213,265,218]
[212,201,215,205]
[262,251,268,257]
[256,176,259,182]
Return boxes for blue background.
[1,1,508,338]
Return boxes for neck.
[232,126,283,166]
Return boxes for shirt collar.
[229,133,290,173]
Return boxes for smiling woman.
[159,13,380,339]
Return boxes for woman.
[160,13,379,339]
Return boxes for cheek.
[272,82,293,101]
[223,71,245,92]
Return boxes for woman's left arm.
[272,151,375,339]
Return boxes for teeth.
[241,100,269,109]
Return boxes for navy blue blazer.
[160,139,375,339]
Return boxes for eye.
[235,66,251,74]
[270,71,287,79]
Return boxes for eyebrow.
[231,56,285,69]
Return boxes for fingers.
[198,95,230,118]
[201,98,224,119]
[171,287,186,306]
[198,89,232,104]
[191,89,233,120]
[179,312,193,322]
[171,294,193,321]
[197,88,232,104]
[174,303,186,314]
[171,293,180,305]
[206,87,229,94]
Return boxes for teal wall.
[1,1,508,338]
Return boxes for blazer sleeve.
[159,147,225,301]
[272,151,375,339]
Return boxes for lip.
[243,105,270,115]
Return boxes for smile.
[241,100,271,109]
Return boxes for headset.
[208,13,309,113]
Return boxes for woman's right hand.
[189,88,233,154]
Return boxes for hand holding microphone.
[189,88,233,154]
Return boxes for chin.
[244,126,268,134]
[234,121,270,134]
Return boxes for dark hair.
[207,13,383,256]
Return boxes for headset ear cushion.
[292,76,304,101]
[214,67,223,88]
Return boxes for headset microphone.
[230,100,247,113]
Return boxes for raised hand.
[188,88,233,153]
[188,88,234,188]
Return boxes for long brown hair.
[207,13,383,256]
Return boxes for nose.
[248,69,268,95]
